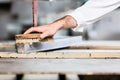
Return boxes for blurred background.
[0,0,120,40]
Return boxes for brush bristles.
[16,39,40,44]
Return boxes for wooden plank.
[0,59,120,75]
[0,41,120,52]
[91,52,120,58]
[70,45,120,50]
[0,41,15,49]
[0,50,120,58]
[0,41,120,50]
[0,41,16,52]
[69,41,120,50]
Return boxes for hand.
[24,16,77,39]
[24,24,59,39]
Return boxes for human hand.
[24,16,77,39]
[24,24,59,39]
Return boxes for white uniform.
[68,0,120,32]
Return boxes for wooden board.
[0,41,120,50]
[0,41,120,58]
[0,41,16,52]
[0,50,120,59]
[0,59,120,75]
[69,41,120,50]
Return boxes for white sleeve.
[68,0,120,32]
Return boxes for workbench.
[0,41,120,80]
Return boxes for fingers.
[24,27,36,34]
[24,27,44,34]
[40,32,50,39]
[24,25,54,39]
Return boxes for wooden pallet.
[0,41,120,78]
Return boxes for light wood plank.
[0,41,120,50]
[0,59,120,75]
[0,50,120,58]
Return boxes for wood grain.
[0,50,120,58]
[0,41,120,58]
[0,59,120,74]
[1,41,120,50]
